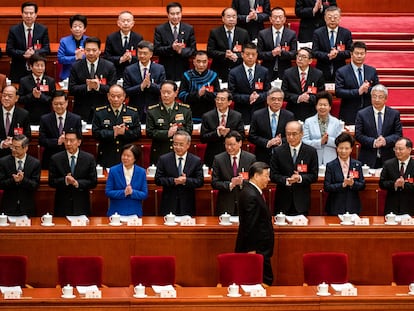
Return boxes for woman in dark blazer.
[324,132,365,215]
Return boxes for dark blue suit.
[257,27,297,80]
[123,61,166,123]
[155,152,204,216]
[335,63,379,125]
[228,64,270,124]
[312,26,352,82]
[57,35,88,80]
[324,158,365,215]
[355,106,402,168]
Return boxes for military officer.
[146,80,193,165]
[92,84,141,168]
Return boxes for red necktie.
[36,77,41,89]
[27,28,33,48]
[232,156,238,177]
[220,114,226,126]
[400,162,405,177]
[300,71,306,92]
[5,112,10,135]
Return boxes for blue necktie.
[358,67,363,86]
[292,148,297,163]
[17,160,23,171]
[227,30,232,50]
[275,31,281,48]
[329,30,335,48]
[377,111,383,135]
[177,157,183,176]
[271,113,277,137]
[70,155,76,175]
[248,68,253,87]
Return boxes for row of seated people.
[2,252,414,288]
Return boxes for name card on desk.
[250,288,266,297]
[354,218,369,226]
[180,218,196,226]
[15,219,31,226]
[291,218,308,226]
[71,219,87,226]
[4,291,21,299]
[341,287,357,296]
[401,218,414,225]
[127,218,142,226]
[85,290,102,299]
[160,289,176,298]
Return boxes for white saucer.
[41,223,55,227]
[109,222,122,226]
[275,222,288,226]
[61,294,76,299]
[164,222,177,226]
[384,221,398,225]
[0,223,10,227]
[340,221,353,226]
[227,293,242,297]
[408,292,414,296]
[133,294,147,298]
[317,292,331,296]
[219,222,232,226]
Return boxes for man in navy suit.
[69,37,117,123]
[355,84,402,169]
[104,11,143,79]
[312,6,352,82]
[207,7,250,82]
[228,43,270,124]
[282,47,325,121]
[257,6,297,81]
[153,2,196,81]
[200,89,245,168]
[124,40,166,123]
[155,131,204,216]
[335,41,379,125]
[231,0,271,40]
[248,87,295,163]
[6,1,50,83]
[270,120,318,215]
[39,90,82,169]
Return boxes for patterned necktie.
[58,116,63,135]
[27,28,32,48]
[227,30,232,50]
[17,160,23,171]
[400,162,405,177]
[377,111,383,135]
[36,77,41,89]
[173,26,178,40]
[178,157,183,176]
[143,67,147,79]
[90,63,95,79]
[5,112,10,135]
[292,148,297,163]
[358,67,363,86]
[330,30,335,48]
[275,31,281,48]
[221,114,226,126]
[123,36,128,48]
[70,155,76,175]
[232,156,238,177]
[271,113,277,137]
[248,68,254,87]
[300,71,306,91]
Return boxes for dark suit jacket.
[335,63,379,125]
[153,22,196,81]
[48,150,98,216]
[282,66,325,121]
[200,108,245,168]
[270,143,318,215]
[211,150,256,215]
[207,26,250,82]
[18,74,56,124]
[228,64,270,124]
[155,152,204,216]
[248,107,295,163]
[295,0,337,43]
[39,111,82,169]
[123,61,166,122]
[355,106,402,168]
[257,27,297,80]
[324,158,365,215]
[68,58,117,122]
[0,107,31,158]
[312,26,352,82]
[232,0,271,40]
[104,31,143,79]
[6,22,50,83]
[0,154,40,216]
[380,157,414,215]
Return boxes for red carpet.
[388,88,414,107]
[341,16,414,33]
[365,51,414,70]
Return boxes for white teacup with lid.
[219,212,231,224]
[227,283,239,296]
[0,213,8,226]
[275,212,286,224]
[41,213,53,226]
[109,212,121,225]
[317,282,329,295]
[164,212,175,225]
[134,283,146,297]
[385,212,396,224]
[62,284,74,297]
[343,212,352,223]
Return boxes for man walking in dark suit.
[0,134,40,217]
[235,161,274,286]
[335,41,379,125]
[155,131,204,216]
[270,120,318,215]
[257,6,297,81]
[355,84,402,169]
[104,11,144,79]
[229,42,270,124]
[200,89,245,168]
[380,137,414,216]
[248,87,295,163]
[207,7,250,82]
[69,37,117,123]
[48,129,98,216]
[39,90,82,169]
[212,131,256,215]
[312,6,352,82]
[6,1,50,83]
[154,2,196,81]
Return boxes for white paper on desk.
[230,216,239,223]
[7,215,28,223]
[286,215,308,223]
[241,284,263,293]
[0,286,22,294]
[338,214,360,222]
[152,285,174,294]
[174,215,191,223]
[76,285,99,294]
[120,215,138,222]
[66,215,89,223]
[330,283,354,292]
[396,214,411,222]
[85,124,92,130]
[30,125,40,132]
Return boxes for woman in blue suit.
[106,144,148,216]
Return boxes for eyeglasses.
[371,95,386,100]
[296,54,309,60]
[286,132,301,137]
[268,97,284,101]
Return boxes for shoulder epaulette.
[127,106,138,111]
[148,104,158,110]
[95,106,107,111]
[178,102,190,109]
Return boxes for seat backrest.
[57,256,103,287]
[217,253,263,286]
[303,252,349,285]
[392,252,414,285]
[140,144,151,168]
[193,143,207,163]
[130,256,175,286]
[0,255,27,287]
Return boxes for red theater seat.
[303,252,349,286]
[130,256,176,287]
[0,255,28,287]
[57,256,103,287]
[217,253,263,287]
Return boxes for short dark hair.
[137,40,154,52]
[166,2,182,13]
[28,54,46,66]
[53,90,68,100]
[161,80,178,91]
[221,7,236,17]
[69,14,88,28]
[325,6,341,14]
[65,128,82,140]
[85,37,101,49]
[248,161,270,179]
[216,88,233,101]
[122,143,141,163]
[351,41,367,52]
[225,130,243,142]
[316,91,333,106]
[13,134,29,148]
[21,1,38,13]
[335,132,355,147]
[271,6,286,15]
[243,42,258,52]
[396,137,413,149]
[299,47,313,59]
[194,50,208,57]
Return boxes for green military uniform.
[92,104,141,168]
[146,101,193,164]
